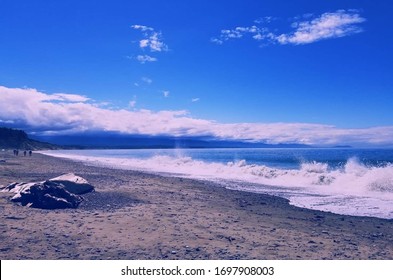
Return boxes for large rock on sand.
[9,180,83,209]
[1,173,93,209]
[1,173,94,195]
[49,173,94,194]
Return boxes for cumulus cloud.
[163,90,170,98]
[131,24,168,52]
[136,55,157,64]
[1,85,393,146]
[191,98,200,102]
[212,10,365,46]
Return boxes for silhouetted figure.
[29,150,32,156]
[16,150,19,156]
[13,149,17,156]
[23,150,27,156]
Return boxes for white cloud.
[212,10,365,46]
[131,24,168,52]
[131,25,154,32]
[129,100,136,108]
[139,39,149,48]
[163,91,170,98]
[141,77,152,84]
[212,25,262,44]
[136,55,157,64]
[51,93,90,103]
[210,38,224,45]
[254,16,276,24]
[147,32,167,52]
[1,85,393,146]
[277,10,365,45]
[191,98,200,102]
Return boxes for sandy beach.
[0,151,392,260]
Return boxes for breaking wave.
[40,151,393,218]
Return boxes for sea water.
[41,148,393,219]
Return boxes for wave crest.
[49,153,393,195]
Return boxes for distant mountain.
[0,127,59,150]
[32,133,311,149]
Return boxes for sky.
[1,0,393,146]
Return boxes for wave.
[40,151,393,218]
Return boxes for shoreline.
[15,150,393,220]
[0,151,392,259]
[38,149,393,220]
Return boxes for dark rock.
[2,173,94,195]
[50,173,94,194]
[1,181,32,193]
[10,180,83,209]
[2,173,94,209]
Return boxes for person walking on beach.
[23,150,27,156]
[29,150,32,156]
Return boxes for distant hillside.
[0,127,59,150]
[33,133,311,149]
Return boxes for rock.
[2,174,92,209]
[50,173,94,194]
[1,182,35,193]
[2,174,94,195]
[10,180,83,209]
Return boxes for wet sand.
[0,151,392,259]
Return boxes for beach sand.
[0,151,392,260]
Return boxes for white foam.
[40,151,393,219]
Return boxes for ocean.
[41,148,393,219]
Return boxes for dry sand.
[0,151,392,260]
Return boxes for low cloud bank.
[1,85,392,146]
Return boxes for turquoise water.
[42,148,393,219]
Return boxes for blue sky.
[1,0,393,145]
